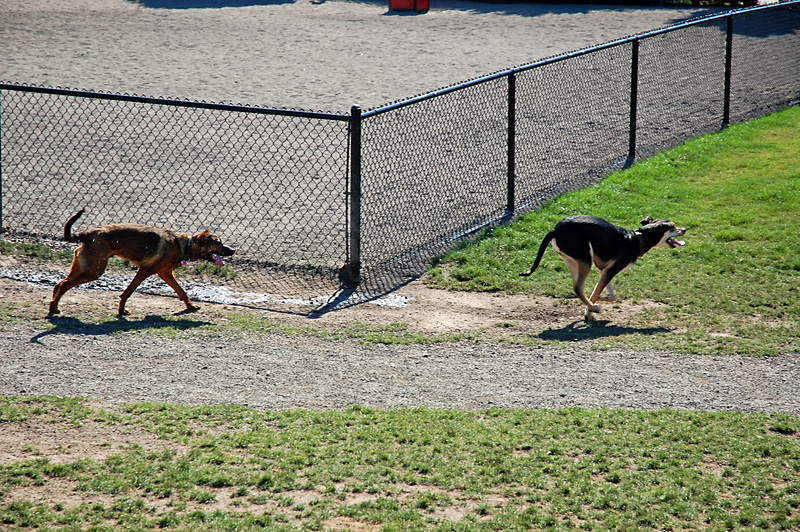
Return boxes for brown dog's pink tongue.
[213,254,224,267]
[676,240,685,246]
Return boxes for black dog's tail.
[63,209,85,242]
[519,229,556,277]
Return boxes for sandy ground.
[1,274,799,414]
[1,0,726,112]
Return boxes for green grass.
[428,106,800,356]
[0,242,74,264]
[1,396,799,531]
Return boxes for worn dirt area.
[2,271,799,414]
[0,271,652,338]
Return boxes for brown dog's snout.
[219,245,235,257]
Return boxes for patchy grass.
[1,397,799,531]
[428,106,800,356]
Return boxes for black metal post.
[628,39,640,163]
[0,89,3,232]
[506,72,516,217]
[723,16,734,127]
[340,105,362,287]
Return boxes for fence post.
[723,15,734,127]
[627,39,640,164]
[506,71,516,217]
[339,105,362,287]
[0,89,3,232]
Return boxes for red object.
[389,0,428,13]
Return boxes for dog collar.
[182,238,192,266]
[635,232,647,257]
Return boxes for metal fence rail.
[1,2,798,303]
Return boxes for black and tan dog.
[48,209,235,316]
[520,215,685,321]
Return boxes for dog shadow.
[537,320,669,342]
[33,313,210,344]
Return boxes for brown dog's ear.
[640,216,655,226]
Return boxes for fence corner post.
[339,105,362,288]
[0,88,3,232]
[506,71,516,218]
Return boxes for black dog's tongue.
[212,254,224,267]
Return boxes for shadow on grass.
[33,313,210,343]
[538,320,670,342]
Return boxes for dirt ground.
[2,270,799,412]
[3,262,800,523]
[0,266,655,338]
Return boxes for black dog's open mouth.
[667,237,686,248]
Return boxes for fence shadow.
[33,314,210,343]
[537,320,670,342]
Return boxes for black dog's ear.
[640,216,655,226]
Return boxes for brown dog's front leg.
[158,271,199,311]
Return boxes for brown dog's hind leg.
[157,271,200,312]
[48,249,108,315]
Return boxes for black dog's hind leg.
[552,242,602,319]
[589,261,629,309]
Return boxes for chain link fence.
[356,2,799,291]
[0,89,351,298]
[2,2,798,305]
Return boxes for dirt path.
[1,278,798,414]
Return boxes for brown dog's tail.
[519,229,556,277]
[63,209,85,242]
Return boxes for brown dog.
[48,209,235,316]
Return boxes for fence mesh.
[0,90,350,297]
[360,77,509,288]
[636,19,729,159]
[514,42,632,212]
[730,4,800,123]
[1,3,798,306]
